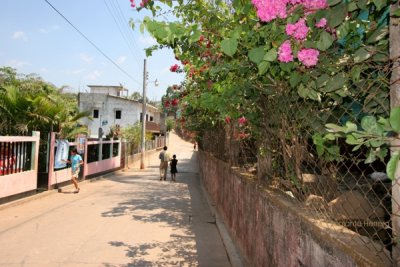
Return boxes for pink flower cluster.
[238,117,248,125]
[130,0,135,7]
[251,0,327,22]
[170,64,179,72]
[297,48,320,67]
[315,18,327,28]
[286,19,309,40]
[278,41,293,63]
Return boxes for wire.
[43,0,142,86]
[103,0,143,68]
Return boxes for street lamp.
[140,58,158,169]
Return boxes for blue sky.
[0,0,184,101]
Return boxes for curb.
[199,174,245,267]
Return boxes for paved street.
[0,133,231,267]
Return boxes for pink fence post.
[47,132,56,190]
[83,136,88,179]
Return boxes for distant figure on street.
[193,141,197,151]
[159,146,170,181]
[63,148,83,193]
[170,154,178,182]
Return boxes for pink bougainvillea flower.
[169,64,179,72]
[251,0,288,22]
[251,0,327,22]
[315,18,327,28]
[238,132,251,139]
[238,117,248,125]
[278,40,294,63]
[225,116,231,124]
[302,0,328,10]
[286,18,309,40]
[297,48,320,67]
[171,99,179,106]
[164,100,170,108]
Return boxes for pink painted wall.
[87,156,121,176]
[199,151,391,267]
[0,171,37,198]
[49,168,72,186]
[0,132,40,199]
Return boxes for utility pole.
[140,59,147,169]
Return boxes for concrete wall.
[79,93,160,138]
[0,133,40,199]
[199,151,391,267]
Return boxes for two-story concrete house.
[79,85,163,138]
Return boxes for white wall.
[79,93,160,138]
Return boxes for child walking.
[63,148,83,193]
[170,154,178,182]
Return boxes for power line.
[103,0,143,67]
[43,0,142,86]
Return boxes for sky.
[0,0,185,101]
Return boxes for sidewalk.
[0,132,232,267]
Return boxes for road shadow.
[100,151,229,266]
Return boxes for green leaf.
[323,72,346,92]
[317,74,330,88]
[328,0,341,6]
[345,121,358,132]
[290,72,302,88]
[367,25,388,44]
[327,2,348,28]
[373,0,387,11]
[189,30,201,44]
[357,0,368,10]
[258,61,270,75]
[390,107,400,132]
[354,47,372,63]
[365,149,377,164]
[377,147,388,162]
[264,48,278,62]
[221,38,238,57]
[248,47,265,64]
[351,66,362,82]
[317,31,334,51]
[346,134,361,145]
[337,21,350,39]
[326,123,347,133]
[361,115,384,135]
[387,151,400,181]
[297,84,320,101]
[140,23,145,34]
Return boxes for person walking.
[63,148,83,193]
[170,154,178,181]
[159,146,170,181]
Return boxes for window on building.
[115,110,121,119]
[150,116,153,122]
[93,109,99,118]
[140,113,143,122]
[146,114,149,121]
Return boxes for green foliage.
[166,118,175,132]
[0,67,90,137]
[133,0,397,178]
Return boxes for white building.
[79,85,162,138]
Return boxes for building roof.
[145,121,161,133]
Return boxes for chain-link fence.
[199,64,395,263]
